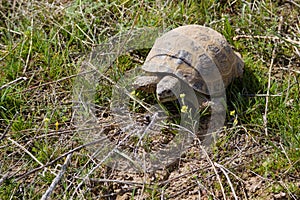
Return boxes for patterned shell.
[142,25,244,95]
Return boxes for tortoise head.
[156,75,181,102]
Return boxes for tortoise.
[133,25,244,107]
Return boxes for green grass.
[0,0,299,199]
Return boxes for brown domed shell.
[142,25,244,95]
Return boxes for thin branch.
[263,16,283,136]
[70,127,143,199]
[158,165,211,186]
[41,153,72,200]
[200,145,226,200]
[284,59,293,105]
[0,77,27,91]
[14,138,105,181]
[168,183,198,199]
[233,35,279,41]
[0,126,104,147]
[0,40,22,61]
[87,178,144,186]
[23,17,33,74]
[16,71,91,94]
[243,93,282,97]
[7,137,44,166]
[233,34,300,46]
[286,0,300,9]
[0,111,19,141]
[279,143,292,165]
[279,67,300,74]
[0,172,10,186]
[215,163,238,200]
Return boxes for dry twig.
[15,137,105,181]
[41,153,72,200]
[7,137,44,167]
[263,16,283,136]
[233,35,300,46]
[215,163,238,200]
[200,145,226,199]
[0,77,27,91]
[0,112,19,141]
[14,70,92,95]
[0,172,10,186]
[23,17,33,74]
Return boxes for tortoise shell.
[141,25,244,95]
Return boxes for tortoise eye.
[183,74,191,79]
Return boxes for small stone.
[273,192,286,199]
